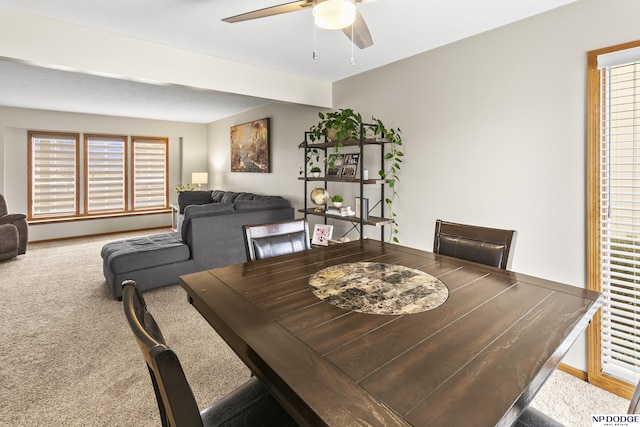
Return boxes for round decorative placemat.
[309,262,449,315]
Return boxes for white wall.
[0,106,208,240]
[207,102,320,221]
[207,0,640,371]
[330,0,640,370]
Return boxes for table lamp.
[192,172,208,190]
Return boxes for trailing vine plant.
[371,117,403,243]
[300,109,403,243]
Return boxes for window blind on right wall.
[598,48,640,385]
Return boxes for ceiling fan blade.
[341,11,373,49]
[222,1,312,23]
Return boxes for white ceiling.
[0,0,576,123]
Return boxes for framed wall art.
[230,118,270,172]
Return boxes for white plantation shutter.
[86,135,126,213]
[29,133,78,218]
[133,138,167,210]
[599,49,640,384]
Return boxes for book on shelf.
[355,197,369,219]
[326,206,355,216]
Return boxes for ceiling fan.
[222,0,375,49]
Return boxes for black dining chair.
[242,218,310,261]
[121,280,298,427]
[433,219,517,270]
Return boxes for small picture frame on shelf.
[341,165,356,178]
[344,153,360,166]
[312,224,334,246]
[355,197,369,220]
[326,154,344,178]
[341,153,360,178]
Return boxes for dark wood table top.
[180,239,602,427]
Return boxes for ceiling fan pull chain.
[313,22,318,60]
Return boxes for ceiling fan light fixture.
[313,0,357,30]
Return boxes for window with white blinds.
[29,132,169,220]
[598,49,640,385]
[28,132,79,218]
[132,137,167,210]
[85,135,126,213]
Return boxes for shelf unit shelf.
[297,208,390,227]
[297,138,389,149]
[298,177,392,184]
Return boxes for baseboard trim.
[557,363,635,399]
[557,363,588,381]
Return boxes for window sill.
[28,209,171,225]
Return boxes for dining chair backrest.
[433,219,517,270]
[243,218,310,261]
[122,280,299,427]
[122,280,204,427]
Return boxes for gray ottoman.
[0,224,19,261]
[101,232,191,299]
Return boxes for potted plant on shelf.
[331,194,344,208]
[310,166,322,178]
[307,108,362,144]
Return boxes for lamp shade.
[191,172,208,186]
[313,0,356,30]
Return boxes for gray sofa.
[101,190,293,299]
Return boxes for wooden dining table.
[179,239,602,427]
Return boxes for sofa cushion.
[101,233,190,274]
[234,198,290,213]
[181,202,235,240]
[211,190,258,203]
[235,192,255,201]
[252,195,283,201]
[220,191,243,203]
[211,190,226,203]
[178,190,213,213]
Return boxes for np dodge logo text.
[593,415,640,422]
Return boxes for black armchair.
[0,194,27,255]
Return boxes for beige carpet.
[0,230,631,426]
[0,230,250,426]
